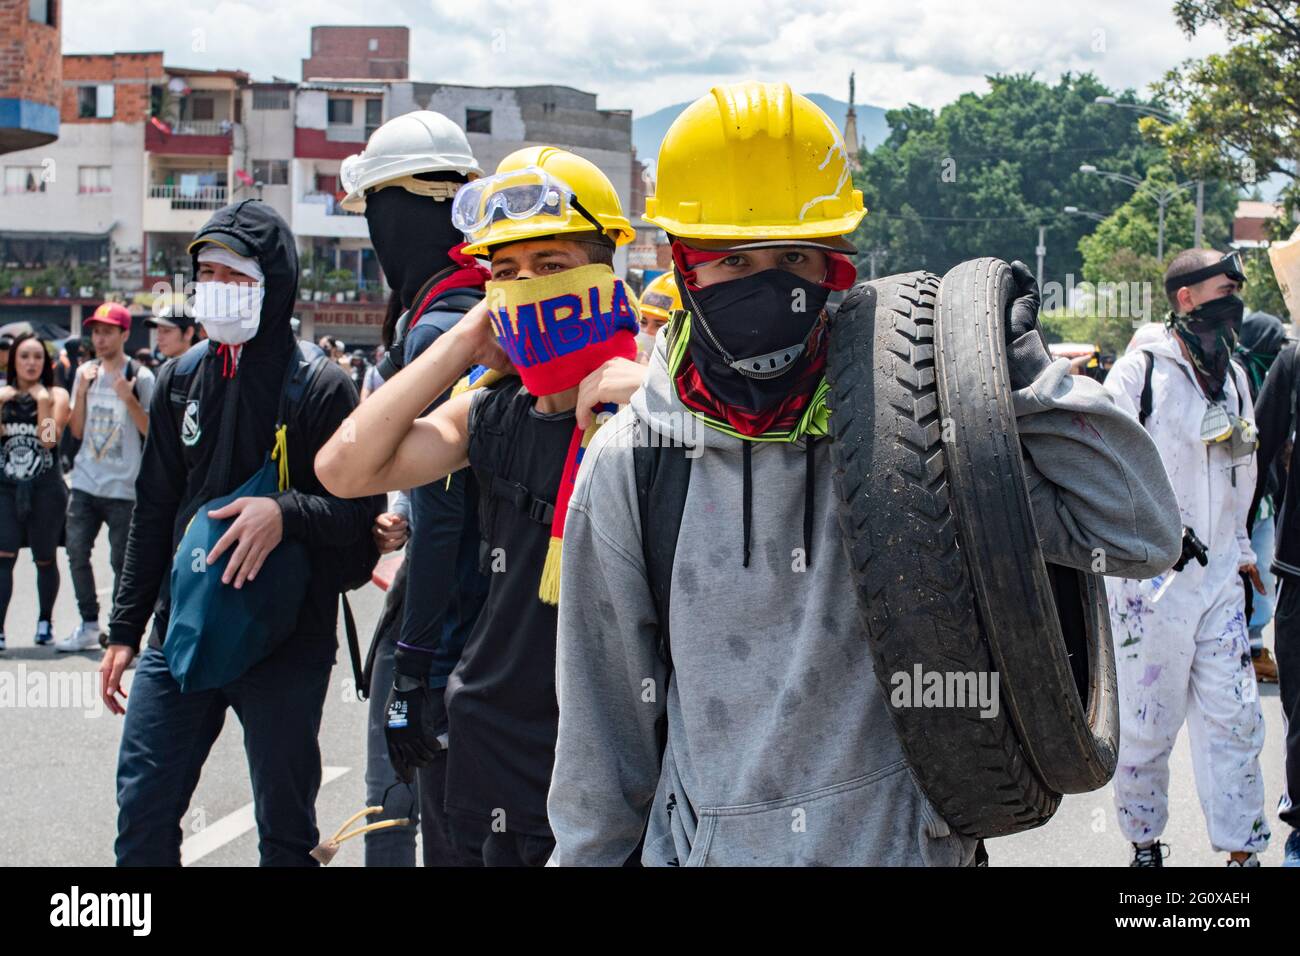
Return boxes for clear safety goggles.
[451,165,602,241]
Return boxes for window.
[77,85,114,119]
[78,166,111,194]
[29,0,55,26]
[364,99,383,137]
[466,109,491,134]
[252,88,290,110]
[4,167,48,194]
[368,38,379,52]
[190,97,215,121]
[327,99,353,125]
[251,159,288,186]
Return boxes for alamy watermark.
[0,664,103,718]
[889,664,1000,718]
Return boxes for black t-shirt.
[0,393,56,484]
[444,382,573,836]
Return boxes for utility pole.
[1036,226,1046,289]
[1195,180,1204,248]
[1157,198,1166,263]
[866,247,886,280]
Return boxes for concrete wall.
[241,87,297,225]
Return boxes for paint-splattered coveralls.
[1103,331,1269,853]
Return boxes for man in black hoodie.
[100,200,382,867]
[339,111,491,866]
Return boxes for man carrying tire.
[545,81,1182,867]
[1104,249,1269,867]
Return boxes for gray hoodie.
[548,331,1182,866]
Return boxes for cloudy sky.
[63,0,1230,116]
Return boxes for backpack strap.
[470,379,554,536]
[633,438,692,668]
[1138,349,1155,427]
[168,341,211,409]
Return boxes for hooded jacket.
[547,329,1182,866]
[108,201,383,653]
[1252,340,1300,579]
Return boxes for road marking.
[180,765,349,866]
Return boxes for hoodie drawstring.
[803,439,815,568]
[215,343,240,378]
[741,440,752,568]
[739,439,816,570]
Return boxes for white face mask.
[192,282,264,345]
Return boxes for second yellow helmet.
[455,146,635,257]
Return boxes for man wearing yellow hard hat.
[317,145,645,866]
[634,270,681,363]
[546,81,1181,866]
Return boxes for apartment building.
[1,25,641,346]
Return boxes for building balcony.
[143,184,229,233]
[292,193,369,238]
[146,119,235,156]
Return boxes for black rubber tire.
[934,257,1119,794]
[827,271,1059,839]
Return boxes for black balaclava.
[678,266,831,412]
[1168,293,1245,401]
[364,179,464,311]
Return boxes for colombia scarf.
[483,263,639,604]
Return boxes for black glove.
[1170,526,1209,573]
[1005,260,1050,390]
[384,648,444,784]
[1006,260,1041,343]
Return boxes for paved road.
[0,525,1291,866]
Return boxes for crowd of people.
[2,81,1296,868]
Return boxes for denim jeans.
[66,489,133,623]
[115,635,335,866]
[1249,513,1277,649]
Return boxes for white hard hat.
[340,110,483,212]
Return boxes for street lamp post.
[1063,205,1107,223]
[1078,164,1197,261]
[1093,96,1204,248]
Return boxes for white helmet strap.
[373,175,462,203]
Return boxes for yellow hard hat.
[645,81,866,246]
[638,270,681,322]
[456,146,634,257]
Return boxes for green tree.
[850,73,1237,290]
[1148,1,1300,219]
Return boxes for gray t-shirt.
[70,360,156,501]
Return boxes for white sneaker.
[56,621,101,653]
[0,633,6,652]
[34,621,52,646]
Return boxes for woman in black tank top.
[0,333,71,650]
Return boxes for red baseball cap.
[87,302,132,331]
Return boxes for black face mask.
[681,267,830,412]
[365,186,464,310]
[1172,293,1245,399]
